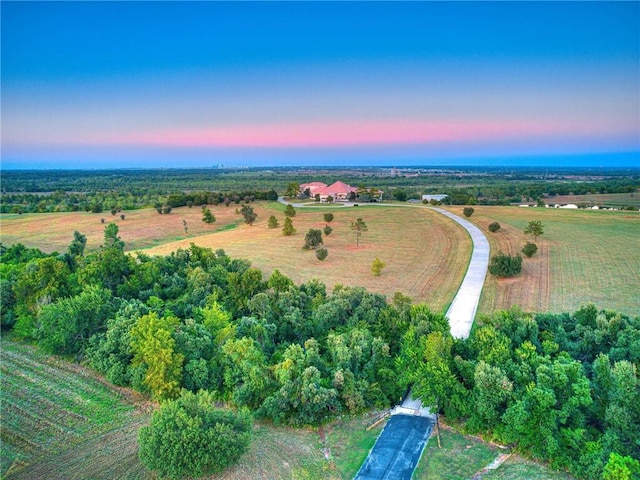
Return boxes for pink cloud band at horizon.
[67,119,634,150]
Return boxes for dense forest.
[1,224,638,478]
[2,167,638,213]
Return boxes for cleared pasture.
[466,206,639,317]
[141,204,472,312]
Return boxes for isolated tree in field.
[488,222,501,233]
[138,390,252,480]
[371,258,386,276]
[351,218,368,246]
[323,212,334,223]
[284,204,296,217]
[463,207,474,217]
[489,253,522,277]
[524,220,544,242]
[202,207,216,224]
[182,219,188,234]
[303,229,323,250]
[521,242,538,258]
[316,246,328,261]
[323,225,333,236]
[282,217,296,236]
[267,215,278,229]
[120,214,125,220]
[240,205,257,225]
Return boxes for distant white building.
[422,194,448,202]
[557,204,579,209]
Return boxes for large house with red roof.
[299,181,383,203]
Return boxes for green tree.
[323,225,333,236]
[130,312,184,400]
[267,215,279,229]
[138,390,252,480]
[282,217,296,236]
[303,229,323,250]
[285,182,300,198]
[323,212,334,223]
[202,207,216,224]
[489,253,522,277]
[284,204,296,217]
[524,220,544,242]
[371,258,386,276]
[266,189,279,201]
[463,207,475,217]
[522,241,538,258]
[316,246,328,261]
[351,218,368,246]
[68,230,87,258]
[37,285,117,356]
[240,205,257,225]
[602,453,640,480]
[488,222,501,233]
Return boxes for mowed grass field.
[0,337,149,479]
[1,203,472,312]
[464,206,640,317]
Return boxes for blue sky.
[2,1,639,169]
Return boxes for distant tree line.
[1,230,638,479]
[2,169,637,212]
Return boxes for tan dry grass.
[142,204,472,311]
[0,205,246,253]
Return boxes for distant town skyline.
[2,2,638,169]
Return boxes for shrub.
[371,258,386,276]
[303,229,323,250]
[267,215,278,229]
[138,390,252,480]
[463,207,474,217]
[488,222,501,232]
[323,225,333,236]
[282,217,296,236]
[315,246,328,261]
[522,242,538,258]
[323,212,334,223]
[489,253,522,277]
[284,204,296,217]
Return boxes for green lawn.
[413,426,499,480]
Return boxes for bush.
[315,246,328,261]
[521,242,538,258]
[323,225,333,236]
[282,217,296,236]
[303,229,323,250]
[488,222,501,232]
[371,258,386,276]
[138,390,252,480]
[463,207,474,217]
[323,212,334,223]
[489,253,522,277]
[267,215,278,229]
[284,204,296,217]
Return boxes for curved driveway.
[430,207,489,339]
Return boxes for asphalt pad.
[354,414,435,480]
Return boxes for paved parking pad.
[354,414,435,480]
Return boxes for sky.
[2,1,639,169]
